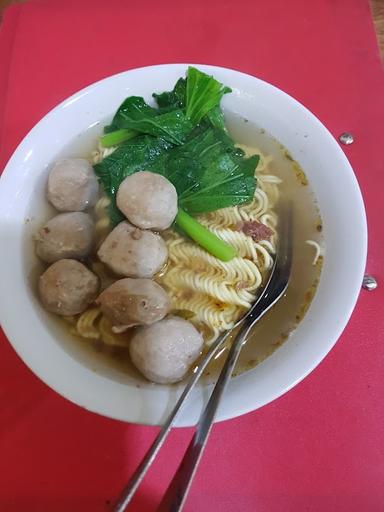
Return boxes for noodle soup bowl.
[0,64,367,426]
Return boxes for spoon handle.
[156,324,250,512]
[113,333,228,512]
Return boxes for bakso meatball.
[97,278,170,331]
[97,221,168,278]
[35,212,94,263]
[129,317,204,384]
[116,171,178,230]
[38,259,99,316]
[47,158,99,212]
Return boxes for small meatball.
[47,158,99,212]
[97,278,170,330]
[129,317,204,384]
[97,221,168,278]
[116,171,178,230]
[35,212,94,263]
[38,259,99,316]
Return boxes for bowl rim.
[0,63,367,426]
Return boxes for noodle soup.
[29,113,322,384]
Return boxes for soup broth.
[25,113,323,386]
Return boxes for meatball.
[35,212,94,264]
[97,221,168,278]
[116,171,178,230]
[97,278,170,331]
[38,259,99,316]
[47,158,99,212]
[129,317,204,384]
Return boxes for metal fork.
[114,202,293,512]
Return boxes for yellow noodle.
[94,195,111,218]
[73,305,131,347]
[76,307,102,339]
[98,316,131,347]
[305,240,323,265]
[94,196,111,246]
[91,143,116,165]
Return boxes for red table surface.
[0,1,383,511]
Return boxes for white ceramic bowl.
[0,64,367,426]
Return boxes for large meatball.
[129,317,204,384]
[97,278,170,331]
[47,158,99,212]
[97,221,168,278]
[38,259,99,316]
[35,212,94,263]
[116,171,178,230]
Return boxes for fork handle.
[156,326,250,512]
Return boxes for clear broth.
[27,114,323,386]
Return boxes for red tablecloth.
[1,1,383,511]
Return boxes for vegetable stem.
[100,128,138,148]
[175,208,237,262]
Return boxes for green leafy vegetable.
[94,67,259,261]
[103,69,229,150]
[104,96,192,145]
[185,66,231,125]
[206,105,227,131]
[111,96,158,127]
[153,77,186,112]
[118,109,192,145]
[165,127,258,214]
[181,155,258,214]
[100,128,138,148]
[152,76,229,131]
